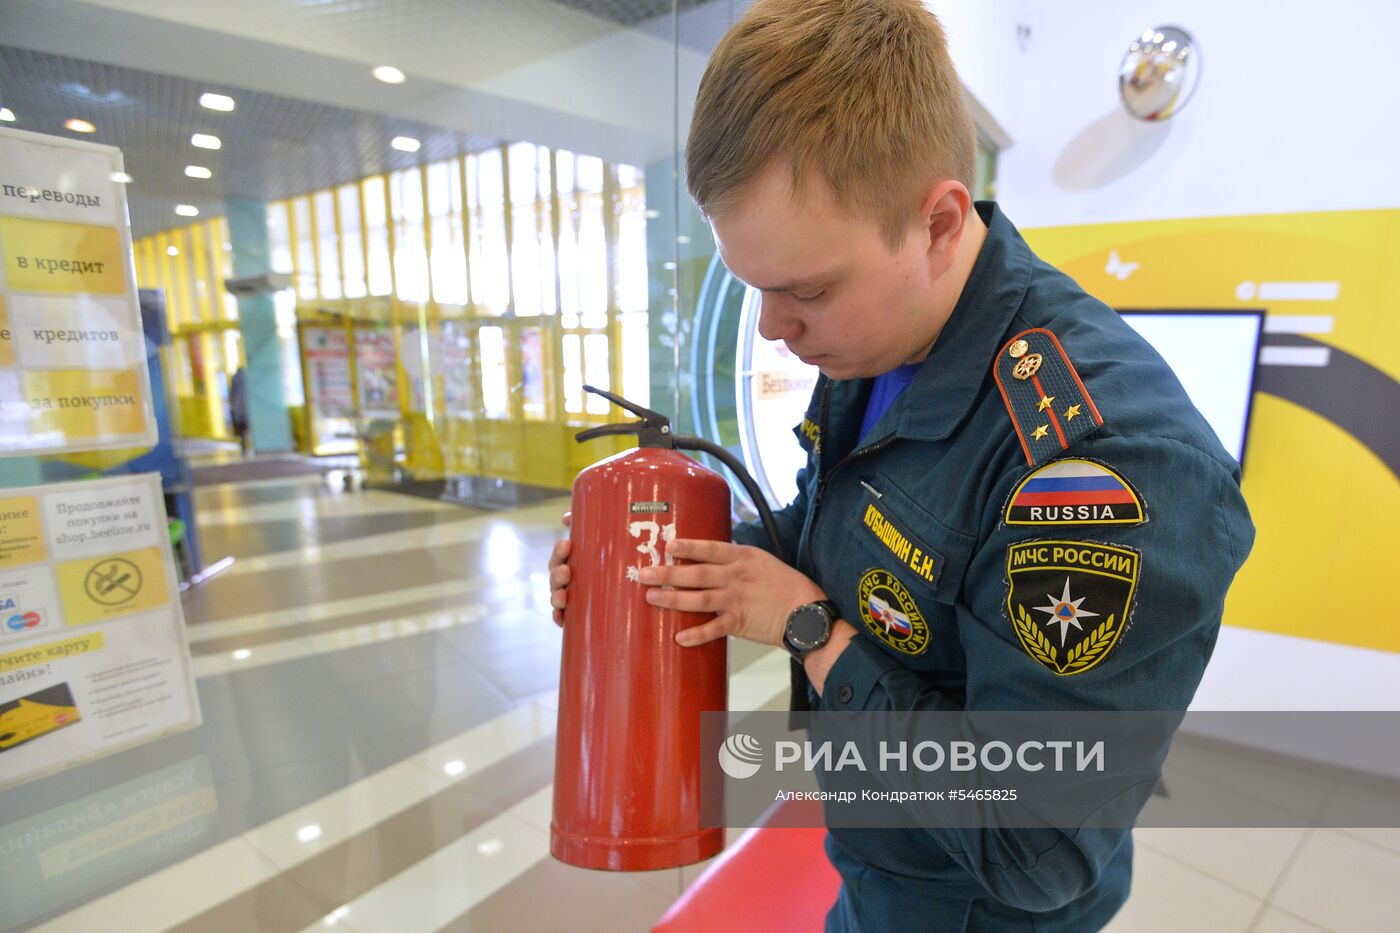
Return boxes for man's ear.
[918,180,972,270]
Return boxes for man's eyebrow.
[750,273,835,293]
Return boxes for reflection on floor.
[0,467,1396,932]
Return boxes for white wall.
[990,0,1400,225]
[928,0,1028,148]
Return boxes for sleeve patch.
[1004,540,1139,676]
[994,329,1104,467]
[1003,458,1147,527]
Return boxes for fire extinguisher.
[551,385,787,872]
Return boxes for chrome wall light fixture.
[1119,26,1200,121]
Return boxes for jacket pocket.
[851,475,976,606]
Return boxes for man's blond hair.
[686,0,976,249]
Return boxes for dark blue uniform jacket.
[734,202,1256,932]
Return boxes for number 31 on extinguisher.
[626,520,675,582]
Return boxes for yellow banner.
[56,546,168,626]
[0,496,46,569]
[0,632,105,673]
[24,369,146,442]
[1024,208,1400,654]
[0,217,126,295]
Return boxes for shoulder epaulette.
[993,328,1103,467]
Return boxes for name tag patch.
[861,499,945,588]
[1004,459,1146,527]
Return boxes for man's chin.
[799,354,840,376]
[812,359,871,380]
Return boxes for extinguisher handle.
[576,385,675,448]
[575,420,672,444]
[581,384,670,425]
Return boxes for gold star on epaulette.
[994,328,1103,467]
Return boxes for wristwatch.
[783,600,839,659]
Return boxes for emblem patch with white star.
[1004,540,1139,676]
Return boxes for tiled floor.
[2,466,1397,932]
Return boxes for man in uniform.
[550,1,1254,929]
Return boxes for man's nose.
[757,294,801,342]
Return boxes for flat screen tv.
[1119,310,1264,468]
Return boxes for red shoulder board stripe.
[993,328,1104,467]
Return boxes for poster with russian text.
[0,127,157,455]
[302,326,354,418]
[0,474,199,790]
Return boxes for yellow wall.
[1024,209,1400,654]
[132,217,238,440]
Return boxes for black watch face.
[789,604,831,649]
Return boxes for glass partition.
[0,3,692,927]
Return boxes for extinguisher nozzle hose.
[673,436,789,565]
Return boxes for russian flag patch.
[1004,458,1147,527]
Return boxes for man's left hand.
[638,539,826,647]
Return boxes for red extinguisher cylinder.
[552,447,730,871]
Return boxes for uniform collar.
[889,201,1032,442]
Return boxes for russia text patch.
[1004,459,1146,527]
[1004,540,1139,676]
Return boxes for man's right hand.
[548,511,572,627]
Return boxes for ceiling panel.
[0,46,499,237]
[554,0,707,26]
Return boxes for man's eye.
[794,291,825,302]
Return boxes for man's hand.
[547,511,572,627]
[638,538,827,648]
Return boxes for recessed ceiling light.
[191,133,221,150]
[0,108,15,122]
[185,165,212,179]
[199,92,235,112]
[65,118,96,133]
[391,135,420,153]
[110,171,133,184]
[372,65,406,84]
[167,245,180,257]
[175,204,199,217]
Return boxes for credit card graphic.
[0,682,81,752]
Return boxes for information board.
[0,128,157,455]
[0,474,199,790]
[302,325,354,418]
